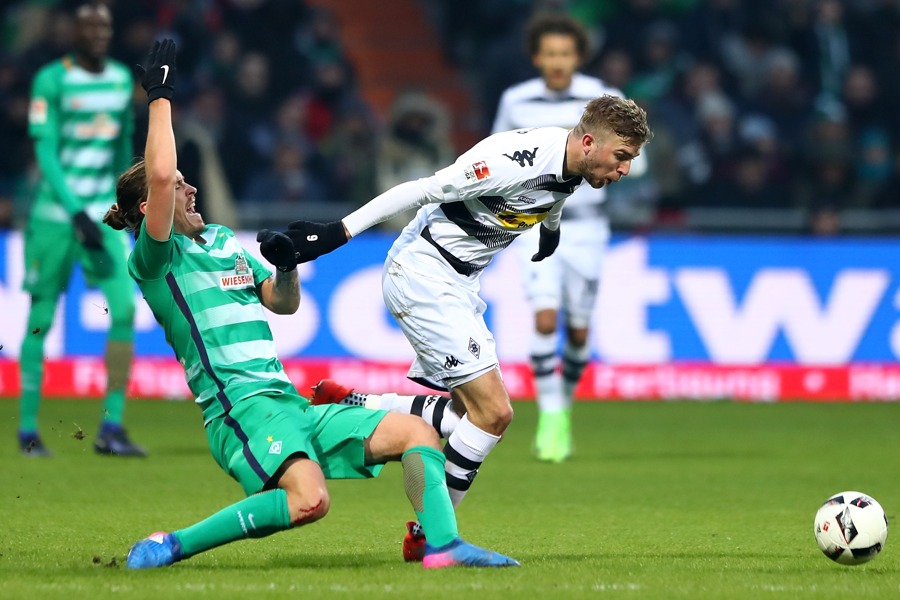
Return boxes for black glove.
[73,210,104,251]
[531,225,560,262]
[135,39,177,103]
[257,229,297,272]
[285,220,349,264]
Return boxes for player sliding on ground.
[106,39,518,570]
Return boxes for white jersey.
[492,73,623,223]
[388,126,582,277]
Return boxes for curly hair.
[525,13,589,58]
[575,95,652,146]
[102,160,146,237]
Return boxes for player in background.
[492,14,647,462]
[113,39,517,570]
[267,93,651,559]
[19,2,144,457]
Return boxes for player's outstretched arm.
[138,39,178,242]
[256,229,300,314]
[261,177,443,265]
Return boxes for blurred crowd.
[2,0,900,234]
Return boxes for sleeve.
[434,150,519,204]
[491,90,514,134]
[245,246,273,285]
[543,200,565,231]
[29,67,82,214]
[342,177,444,237]
[129,225,174,281]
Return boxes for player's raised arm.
[138,40,177,241]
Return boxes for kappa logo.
[468,338,481,359]
[517,195,537,204]
[268,440,283,455]
[444,355,464,369]
[504,147,538,167]
[424,395,441,408]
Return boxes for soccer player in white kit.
[492,14,646,462]
[269,94,650,557]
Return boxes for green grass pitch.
[1,398,899,599]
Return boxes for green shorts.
[22,218,132,296]
[206,393,388,496]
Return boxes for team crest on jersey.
[234,253,249,275]
[220,253,254,290]
[463,160,491,184]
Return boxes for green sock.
[172,489,292,558]
[101,340,132,425]
[19,297,55,433]
[101,389,125,426]
[402,446,458,547]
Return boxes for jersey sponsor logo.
[220,273,255,290]
[468,338,481,359]
[29,98,48,125]
[504,147,538,167]
[464,161,491,184]
[74,113,120,139]
[496,211,545,229]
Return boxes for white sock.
[443,415,500,508]
[532,330,565,413]
[357,393,459,438]
[562,341,590,405]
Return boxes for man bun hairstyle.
[526,13,589,59]
[575,95,652,147]
[103,160,147,237]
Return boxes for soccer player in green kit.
[20,2,144,457]
[111,38,517,570]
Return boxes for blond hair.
[575,95,652,146]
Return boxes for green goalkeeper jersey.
[28,55,134,223]
[129,224,303,423]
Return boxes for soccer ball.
[813,491,888,565]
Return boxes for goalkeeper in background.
[19,2,144,457]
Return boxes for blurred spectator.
[317,107,379,207]
[626,21,685,103]
[873,147,900,210]
[375,91,454,229]
[175,88,239,228]
[241,140,327,205]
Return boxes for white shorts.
[382,258,499,387]
[516,218,610,329]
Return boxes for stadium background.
[2,0,900,401]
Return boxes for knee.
[535,310,557,335]
[483,398,514,434]
[284,484,330,526]
[567,329,589,348]
[407,418,441,450]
